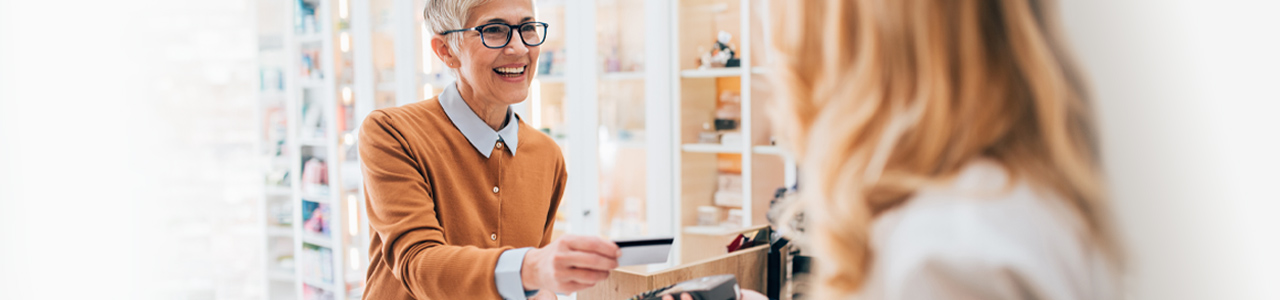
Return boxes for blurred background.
[0,0,1277,299]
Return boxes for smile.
[494,66,526,78]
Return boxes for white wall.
[0,0,264,299]
[1060,1,1280,299]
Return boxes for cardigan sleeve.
[359,110,508,299]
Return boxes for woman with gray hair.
[359,0,620,299]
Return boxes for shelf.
[258,90,287,100]
[751,145,783,155]
[681,143,742,154]
[301,193,331,202]
[296,34,324,44]
[302,277,338,292]
[375,82,396,92]
[268,270,295,282]
[267,226,293,237]
[266,186,292,196]
[535,74,565,83]
[298,138,327,147]
[302,233,334,248]
[270,156,291,167]
[601,71,645,81]
[680,68,746,78]
[297,78,324,89]
[682,225,746,236]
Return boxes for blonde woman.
[762,0,1123,299]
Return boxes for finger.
[563,235,621,258]
[662,295,674,300]
[558,281,594,293]
[681,293,694,300]
[560,267,610,284]
[559,251,620,271]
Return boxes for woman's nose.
[503,37,530,55]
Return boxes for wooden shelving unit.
[670,0,795,265]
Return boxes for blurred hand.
[660,288,768,300]
[529,290,557,300]
[740,289,768,300]
[521,235,621,294]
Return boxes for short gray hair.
[423,0,492,59]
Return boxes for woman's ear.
[432,36,460,68]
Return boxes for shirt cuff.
[495,247,536,300]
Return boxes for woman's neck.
[455,81,509,131]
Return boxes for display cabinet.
[255,0,297,298]
[670,0,794,264]
[265,0,374,298]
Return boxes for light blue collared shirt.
[438,82,537,299]
[438,82,520,158]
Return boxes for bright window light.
[347,195,359,236]
[341,86,353,105]
[349,247,359,269]
[531,79,542,129]
[422,24,434,73]
[424,83,434,97]
[340,32,350,53]
[338,0,349,19]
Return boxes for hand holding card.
[614,236,675,266]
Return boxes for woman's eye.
[520,25,535,32]
[482,26,505,34]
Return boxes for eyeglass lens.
[480,23,546,48]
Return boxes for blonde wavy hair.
[768,0,1120,297]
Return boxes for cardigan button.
[493,186,499,193]
[496,141,504,149]
[490,233,497,241]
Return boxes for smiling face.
[434,0,539,108]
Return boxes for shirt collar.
[439,82,519,158]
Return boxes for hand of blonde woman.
[529,290,558,300]
[660,288,769,300]
[521,235,621,294]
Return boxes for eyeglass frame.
[439,21,550,49]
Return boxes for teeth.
[495,66,525,74]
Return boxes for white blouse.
[856,160,1118,300]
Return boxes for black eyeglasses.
[440,22,549,49]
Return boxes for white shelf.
[681,143,742,154]
[302,233,334,248]
[301,192,331,202]
[682,225,745,236]
[269,270,295,282]
[601,71,645,81]
[298,138,327,147]
[297,78,325,89]
[296,34,324,44]
[266,186,292,196]
[375,81,396,92]
[259,90,287,100]
[679,67,747,78]
[752,145,783,155]
[267,226,294,237]
[535,74,566,83]
[301,277,339,292]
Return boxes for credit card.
[614,236,674,266]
